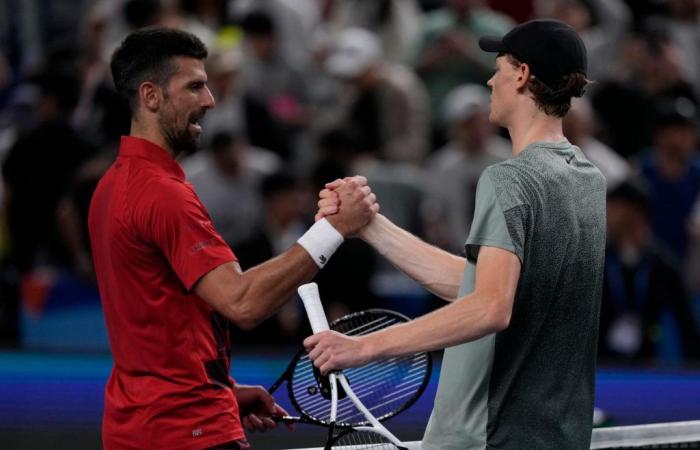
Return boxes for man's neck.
[506,107,566,156]
[130,120,175,157]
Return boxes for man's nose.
[202,86,215,109]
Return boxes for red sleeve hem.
[182,251,237,292]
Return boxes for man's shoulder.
[474,162,531,212]
[480,158,528,185]
[123,164,196,215]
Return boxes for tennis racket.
[268,283,432,450]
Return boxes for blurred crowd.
[1,0,700,365]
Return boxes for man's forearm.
[233,245,318,329]
[196,245,318,330]
[360,214,465,300]
[363,289,507,361]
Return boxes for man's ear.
[515,63,531,90]
[138,81,162,112]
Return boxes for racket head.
[284,309,432,428]
[329,428,407,449]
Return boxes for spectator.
[200,47,246,148]
[239,10,310,161]
[408,0,514,126]
[320,0,424,62]
[231,0,318,73]
[2,68,96,272]
[325,27,429,164]
[638,99,700,264]
[313,126,429,308]
[534,0,632,83]
[592,25,697,157]
[601,181,700,362]
[425,83,510,251]
[57,151,116,281]
[663,0,700,98]
[563,97,630,191]
[178,0,228,33]
[73,2,131,147]
[182,131,280,248]
[232,172,309,344]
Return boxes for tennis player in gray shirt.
[306,19,606,449]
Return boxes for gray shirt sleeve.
[465,170,519,263]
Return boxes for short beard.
[158,87,199,157]
[159,116,198,157]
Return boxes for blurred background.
[1,0,700,448]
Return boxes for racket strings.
[289,311,430,426]
[331,430,401,449]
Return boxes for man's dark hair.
[505,53,589,118]
[110,27,207,113]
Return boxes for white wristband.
[297,218,344,268]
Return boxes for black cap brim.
[478,36,505,53]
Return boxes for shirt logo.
[192,428,203,437]
[191,238,216,254]
[319,254,327,265]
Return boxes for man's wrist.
[361,332,383,364]
[357,213,383,244]
[297,218,344,268]
[325,214,348,237]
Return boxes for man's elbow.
[224,290,266,331]
[225,302,264,331]
[488,295,513,332]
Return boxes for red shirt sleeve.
[134,177,236,291]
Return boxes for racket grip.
[298,282,330,333]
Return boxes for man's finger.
[320,361,336,375]
[313,350,331,370]
[271,404,295,431]
[319,206,338,215]
[258,389,276,414]
[345,175,368,186]
[324,179,344,189]
[319,188,337,199]
[273,403,290,418]
[261,416,277,430]
[318,198,339,209]
[303,333,320,350]
[242,416,253,433]
[307,343,324,361]
[247,413,265,432]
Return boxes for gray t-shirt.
[423,140,606,450]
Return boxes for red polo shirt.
[88,136,244,450]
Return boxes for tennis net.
[591,420,700,449]
[288,420,700,449]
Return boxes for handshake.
[314,175,380,238]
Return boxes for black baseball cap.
[479,19,587,90]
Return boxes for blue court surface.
[1,350,699,449]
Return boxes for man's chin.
[488,112,504,127]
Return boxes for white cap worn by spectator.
[442,84,491,126]
[325,27,382,79]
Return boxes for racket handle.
[298,282,330,333]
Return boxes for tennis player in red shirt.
[88,28,378,450]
